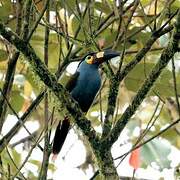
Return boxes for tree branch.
[0,21,100,152]
[0,91,45,153]
[0,0,24,132]
[39,4,51,179]
[106,10,180,148]
[27,0,50,41]
[114,117,180,161]
[101,24,174,140]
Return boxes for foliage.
[0,0,179,179]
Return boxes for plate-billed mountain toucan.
[52,50,119,159]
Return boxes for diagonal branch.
[0,22,100,151]
[0,0,24,132]
[27,0,50,42]
[105,10,180,148]
[102,0,140,139]
[101,24,174,140]
[119,25,174,82]
[0,52,19,131]
[0,94,44,154]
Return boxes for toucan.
[52,50,119,158]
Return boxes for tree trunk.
[95,150,119,180]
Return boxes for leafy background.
[0,0,180,179]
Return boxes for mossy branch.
[101,23,174,140]
[0,22,100,151]
[106,10,180,148]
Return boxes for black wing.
[52,71,79,156]
[52,117,70,155]
[65,71,80,92]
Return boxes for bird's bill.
[94,49,120,63]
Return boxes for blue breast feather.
[71,61,101,112]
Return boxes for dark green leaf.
[124,63,180,97]
[0,0,12,21]
[9,90,24,113]
[0,49,8,61]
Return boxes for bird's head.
[82,49,120,66]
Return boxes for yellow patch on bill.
[96,51,104,58]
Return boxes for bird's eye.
[86,55,94,64]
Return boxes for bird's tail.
[52,116,70,159]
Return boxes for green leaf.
[0,0,12,21]
[140,0,151,6]
[124,63,180,97]
[1,148,21,174]
[11,148,21,167]
[48,35,61,68]
[141,139,171,170]
[94,2,111,14]
[0,49,8,61]
[9,90,24,113]
[58,0,88,15]
[48,162,57,172]
[29,159,41,170]
[30,26,61,69]
[171,0,180,10]
[161,129,179,148]
[24,69,42,95]
[26,171,37,179]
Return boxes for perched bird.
[52,50,119,159]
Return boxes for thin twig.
[12,127,45,179]
[107,11,180,148]
[0,91,45,153]
[112,0,139,49]
[114,117,180,161]
[6,147,27,180]
[0,0,23,132]
[116,100,164,167]
[0,88,43,151]
[39,5,51,179]
[27,0,50,41]
[92,117,180,179]
[171,57,180,116]
[10,131,38,148]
